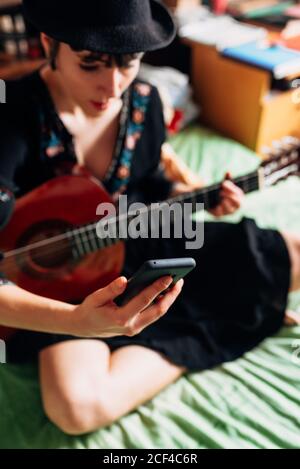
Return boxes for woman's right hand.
[72,275,184,338]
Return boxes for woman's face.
[41,35,142,116]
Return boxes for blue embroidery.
[109,83,152,196]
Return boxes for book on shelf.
[227,0,282,15]
[285,5,300,19]
[237,0,294,19]
[221,40,300,79]
[179,15,267,50]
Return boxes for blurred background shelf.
[0,0,44,80]
[0,57,44,79]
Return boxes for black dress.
[0,69,291,371]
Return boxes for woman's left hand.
[162,144,245,217]
[208,174,245,217]
[171,172,245,217]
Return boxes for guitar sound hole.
[16,220,74,276]
[30,235,70,268]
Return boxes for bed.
[0,125,299,449]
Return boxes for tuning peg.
[282,136,300,151]
[261,145,272,158]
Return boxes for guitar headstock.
[260,137,300,188]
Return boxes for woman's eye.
[122,63,135,70]
[79,64,100,72]
[79,62,136,72]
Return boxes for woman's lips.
[90,101,109,111]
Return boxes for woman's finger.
[133,279,184,332]
[209,205,224,217]
[221,184,244,204]
[221,199,238,214]
[90,276,128,307]
[210,196,239,215]
[121,275,173,319]
[221,180,244,196]
[220,193,241,209]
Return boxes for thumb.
[90,276,127,307]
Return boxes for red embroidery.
[125,135,136,150]
[135,83,151,97]
[46,145,65,158]
[133,109,145,125]
[117,165,130,179]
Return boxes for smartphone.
[115,258,196,307]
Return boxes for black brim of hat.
[23,1,176,54]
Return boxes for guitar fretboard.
[69,170,260,259]
[166,170,259,211]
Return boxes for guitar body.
[0,175,125,340]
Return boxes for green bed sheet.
[0,125,299,449]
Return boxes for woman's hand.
[161,145,244,216]
[208,173,245,217]
[171,174,244,217]
[170,181,203,197]
[73,275,184,338]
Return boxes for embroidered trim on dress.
[108,82,152,199]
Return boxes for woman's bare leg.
[280,231,300,292]
[284,310,300,325]
[279,231,300,325]
[39,339,186,435]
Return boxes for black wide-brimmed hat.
[22,0,176,54]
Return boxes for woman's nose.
[98,67,122,99]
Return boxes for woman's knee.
[39,340,114,434]
[42,386,116,435]
[280,231,300,291]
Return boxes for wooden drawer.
[257,89,300,153]
[189,41,300,155]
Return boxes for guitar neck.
[165,170,260,211]
[68,170,260,259]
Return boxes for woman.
[0,0,299,435]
